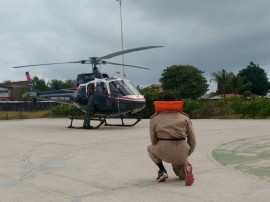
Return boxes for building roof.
[223,94,241,98]
[200,93,241,100]
[0,81,28,88]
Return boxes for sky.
[1,0,270,92]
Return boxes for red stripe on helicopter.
[117,96,145,101]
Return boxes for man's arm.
[149,119,158,145]
[186,119,196,155]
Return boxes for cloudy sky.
[1,0,270,92]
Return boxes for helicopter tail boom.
[23,72,37,98]
[24,72,74,105]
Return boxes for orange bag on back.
[154,101,184,113]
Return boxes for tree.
[211,69,235,97]
[49,80,64,90]
[230,75,252,95]
[238,62,270,96]
[48,79,75,90]
[138,86,163,117]
[32,76,49,91]
[63,79,76,89]
[159,65,208,99]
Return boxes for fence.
[0,101,61,111]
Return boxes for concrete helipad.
[0,118,270,202]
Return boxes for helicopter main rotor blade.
[99,46,163,60]
[12,61,86,68]
[103,61,150,70]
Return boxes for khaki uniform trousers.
[147,140,190,179]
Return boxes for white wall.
[0,87,9,97]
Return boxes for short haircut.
[163,93,176,101]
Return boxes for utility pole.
[116,0,125,78]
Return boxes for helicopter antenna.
[116,0,125,78]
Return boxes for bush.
[182,100,202,119]
[198,100,231,119]
[41,97,270,119]
[43,105,84,118]
[230,97,270,118]
[164,97,270,119]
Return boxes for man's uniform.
[83,91,94,128]
[147,111,196,179]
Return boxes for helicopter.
[13,46,162,129]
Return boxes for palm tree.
[211,69,235,97]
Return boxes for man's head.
[163,93,176,101]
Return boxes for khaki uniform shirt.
[149,111,196,164]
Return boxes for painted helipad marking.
[0,174,75,200]
[21,140,158,199]
[213,135,270,183]
[0,131,160,200]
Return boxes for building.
[0,81,28,101]
[0,86,10,97]
[0,86,12,101]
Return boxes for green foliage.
[238,62,270,96]
[0,111,49,120]
[33,76,49,91]
[32,76,75,91]
[63,80,76,89]
[182,100,201,118]
[211,69,235,95]
[43,105,84,118]
[137,82,270,119]
[139,86,270,119]
[137,87,163,117]
[229,97,270,118]
[48,79,75,90]
[198,100,231,118]
[198,97,270,119]
[159,65,208,99]
[0,112,28,120]
[3,80,11,84]
[230,75,252,95]
[48,79,63,90]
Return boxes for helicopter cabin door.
[94,81,112,112]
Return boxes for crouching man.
[147,93,196,186]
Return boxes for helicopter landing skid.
[68,117,141,129]
[103,117,141,127]
[68,117,105,129]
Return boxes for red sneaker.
[184,162,194,186]
[156,171,168,182]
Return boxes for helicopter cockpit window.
[96,81,108,96]
[109,80,140,97]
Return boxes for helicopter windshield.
[109,79,140,97]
